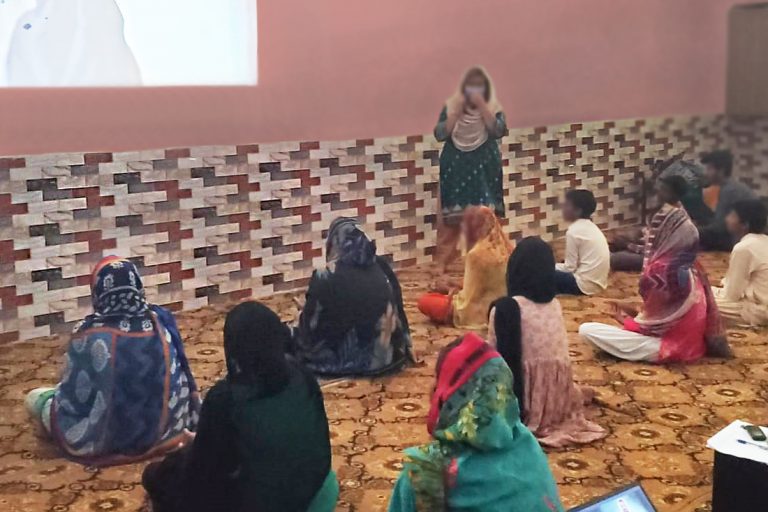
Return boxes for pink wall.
[0,0,755,155]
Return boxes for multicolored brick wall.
[726,116,768,198]
[1,114,765,343]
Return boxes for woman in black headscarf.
[488,237,605,448]
[290,217,413,376]
[142,302,338,512]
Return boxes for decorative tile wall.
[725,116,768,198]
[0,114,764,343]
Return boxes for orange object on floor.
[418,292,452,324]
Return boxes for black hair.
[565,189,597,219]
[224,301,291,394]
[435,337,464,377]
[729,200,768,234]
[701,150,734,177]
[659,175,688,202]
[506,236,557,303]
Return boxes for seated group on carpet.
[24,150,768,511]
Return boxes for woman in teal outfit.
[388,333,564,512]
[434,66,507,273]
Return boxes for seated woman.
[290,217,412,376]
[580,187,730,363]
[488,237,606,447]
[143,301,338,512]
[418,206,513,329]
[25,256,200,466]
[388,333,564,512]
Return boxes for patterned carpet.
[1,251,767,512]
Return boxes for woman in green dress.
[388,333,564,512]
[434,66,507,274]
[142,301,337,512]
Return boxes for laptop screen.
[569,484,657,512]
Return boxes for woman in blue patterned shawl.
[25,256,200,466]
[290,217,413,376]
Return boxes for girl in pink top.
[489,237,606,448]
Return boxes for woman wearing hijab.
[433,66,507,274]
[24,256,200,466]
[418,206,513,329]
[388,333,564,512]
[580,180,731,363]
[142,301,338,512]
[290,217,413,376]
[488,237,605,447]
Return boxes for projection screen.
[0,0,258,87]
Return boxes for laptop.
[569,483,657,512]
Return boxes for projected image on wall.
[0,0,257,87]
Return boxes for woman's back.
[453,249,508,329]
[515,296,570,361]
[35,258,200,466]
[295,247,412,377]
[491,238,606,448]
[144,301,338,512]
[388,335,564,512]
[312,262,392,339]
[224,364,332,511]
[448,430,562,512]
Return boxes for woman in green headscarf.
[388,333,564,512]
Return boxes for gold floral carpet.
[1,252,767,512]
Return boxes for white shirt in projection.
[4,0,141,86]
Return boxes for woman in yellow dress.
[418,206,513,330]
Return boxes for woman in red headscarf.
[388,333,564,512]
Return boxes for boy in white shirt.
[713,200,768,326]
[555,189,610,295]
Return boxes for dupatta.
[452,206,513,329]
[50,257,199,465]
[390,333,563,512]
[634,205,728,359]
[635,204,700,334]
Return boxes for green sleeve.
[490,111,507,139]
[388,471,418,512]
[434,106,450,142]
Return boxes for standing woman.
[434,66,507,274]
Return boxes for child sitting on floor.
[555,189,610,296]
[713,200,768,327]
